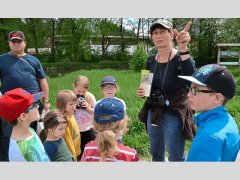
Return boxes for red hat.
[8,31,25,41]
[0,88,45,122]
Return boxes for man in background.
[0,30,51,161]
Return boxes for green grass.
[47,69,150,157]
[46,68,240,160]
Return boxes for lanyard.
[153,49,172,95]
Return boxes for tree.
[57,18,92,62]
[0,18,23,53]
[23,18,50,54]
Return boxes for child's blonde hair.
[39,109,68,142]
[93,116,128,161]
[56,89,77,112]
[73,75,94,105]
[93,98,128,161]
[73,75,89,88]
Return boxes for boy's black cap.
[178,64,236,99]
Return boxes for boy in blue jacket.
[179,64,239,161]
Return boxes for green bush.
[109,50,131,62]
[42,61,129,70]
[129,43,148,72]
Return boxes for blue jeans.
[147,110,185,162]
[0,118,12,161]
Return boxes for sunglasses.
[25,102,39,113]
[189,87,216,96]
[10,39,23,44]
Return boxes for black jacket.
[138,86,196,141]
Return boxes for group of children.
[0,64,239,162]
[0,75,139,162]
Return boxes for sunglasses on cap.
[189,87,216,96]
[25,102,39,113]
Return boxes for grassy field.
[47,68,240,161]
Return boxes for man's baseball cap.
[8,31,25,41]
[94,98,125,124]
[101,76,117,86]
[150,19,173,34]
[178,64,236,99]
[0,88,45,122]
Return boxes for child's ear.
[214,93,225,104]
[47,128,52,133]
[18,113,27,122]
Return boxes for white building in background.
[28,35,150,55]
[91,45,137,55]
[27,48,51,55]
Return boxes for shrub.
[110,50,131,62]
[129,43,148,72]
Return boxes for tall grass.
[47,68,240,159]
[47,69,150,157]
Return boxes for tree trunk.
[32,19,39,55]
[198,18,202,61]
[147,18,149,52]
[137,18,141,44]
[120,18,125,53]
[51,18,56,62]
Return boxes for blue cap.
[101,76,117,86]
[94,98,125,124]
[178,64,236,99]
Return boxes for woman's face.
[151,28,173,49]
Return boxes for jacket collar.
[194,106,226,127]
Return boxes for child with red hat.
[0,88,50,162]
